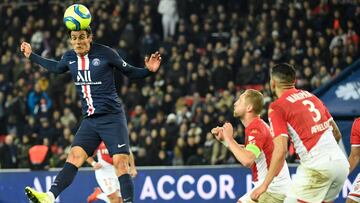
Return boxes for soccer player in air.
[251,63,349,202]
[212,89,291,203]
[86,142,138,203]
[347,118,360,203]
[20,27,161,203]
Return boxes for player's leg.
[93,164,122,203]
[322,159,349,202]
[97,113,133,203]
[25,118,101,203]
[258,192,285,203]
[108,190,123,203]
[347,172,360,202]
[347,173,360,203]
[285,164,332,203]
[347,197,360,203]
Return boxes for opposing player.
[212,89,291,203]
[251,63,349,202]
[86,142,138,203]
[21,27,161,203]
[347,118,360,203]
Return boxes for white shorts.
[287,158,349,203]
[348,173,360,202]
[238,190,285,203]
[95,165,121,196]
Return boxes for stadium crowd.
[0,0,359,169]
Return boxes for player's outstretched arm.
[111,49,161,79]
[144,51,162,72]
[20,42,68,74]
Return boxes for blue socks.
[49,162,78,198]
[119,174,134,203]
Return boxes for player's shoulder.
[92,43,116,53]
[269,100,283,111]
[248,118,269,135]
[353,118,360,126]
[62,50,76,59]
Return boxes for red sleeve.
[351,118,360,145]
[268,103,288,138]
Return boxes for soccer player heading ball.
[21,4,161,203]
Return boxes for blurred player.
[347,118,360,203]
[21,27,161,203]
[212,89,291,203]
[86,142,138,203]
[251,63,349,202]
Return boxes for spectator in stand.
[27,83,52,117]
[0,135,18,168]
[158,0,179,40]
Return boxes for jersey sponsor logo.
[77,70,92,82]
[69,61,76,64]
[335,82,360,100]
[75,70,102,85]
[311,118,331,134]
[92,58,101,66]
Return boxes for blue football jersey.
[30,43,152,117]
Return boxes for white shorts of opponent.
[348,173,360,202]
[95,165,121,196]
[285,158,349,203]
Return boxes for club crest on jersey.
[92,58,101,66]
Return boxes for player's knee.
[66,146,88,167]
[113,154,129,175]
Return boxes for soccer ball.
[63,4,91,31]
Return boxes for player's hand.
[211,126,224,141]
[145,51,161,72]
[92,162,102,170]
[222,122,234,142]
[20,42,32,58]
[129,167,138,178]
[250,184,267,202]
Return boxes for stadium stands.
[0,0,359,168]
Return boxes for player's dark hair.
[270,63,296,84]
[67,26,92,37]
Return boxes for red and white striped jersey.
[245,117,290,191]
[96,142,113,166]
[269,88,346,167]
[351,118,360,146]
